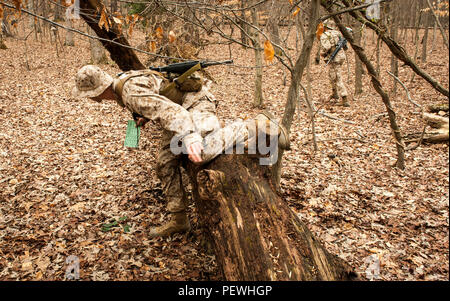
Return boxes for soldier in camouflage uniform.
[72,65,289,237]
[320,19,350,107]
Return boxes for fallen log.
[427,103,449,114]
[184,154,357,280]
[422,112,449,143]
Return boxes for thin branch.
[386,71,422,110]
[316,110,356,125]
[406,124,427,151]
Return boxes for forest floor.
[0,21,448,281]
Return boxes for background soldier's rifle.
[325,36,348,66]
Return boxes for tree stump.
[184,154,357,281]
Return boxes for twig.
[386,71,422,110]
[316,109,356,125]
[406,124,427,151]
[312,136,367,144]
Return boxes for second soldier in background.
[320,19,350,107]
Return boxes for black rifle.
[149,60,233,75]
[325,36,347,66]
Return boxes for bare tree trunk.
[390,2,399,96]
[266,0,282,56]
[41,0,49,41]
[410,9,422,82]
[110,0,118,13]
[79,0,145,71]
[353,22,363,95]
[429,16,437,54]
[0,20,7,49]
[54,0,64,22]
[273,0,320,187]
[89,27,108,64]
[375,35,381,77]
[64,17,75,46]
[34,0,42,38]
[250,7,264,108]
[421,13,430,63]
[27,0,34,29]
[239,0,249,47]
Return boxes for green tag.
[124,120,140,148]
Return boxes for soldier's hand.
[187,142,203,164]
[135,117,150,128]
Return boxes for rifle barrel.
[150,60,233,74]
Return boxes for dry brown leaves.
[0,20,448,281]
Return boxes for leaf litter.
[0,22,448,281]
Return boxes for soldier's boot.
[340,96,350,107]
[149,211,191,238]
[254,110,291,150]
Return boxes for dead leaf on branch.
[98,6,110,32]
[155,27,164,40]
[316,22,324,40]
[264,40,275,63]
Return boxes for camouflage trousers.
[328,63,348,98]
[156,97,254,213]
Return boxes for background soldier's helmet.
[324,19,336,30]
[72,65,113,98]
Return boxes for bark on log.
[184,154,357,281]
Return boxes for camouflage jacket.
[112,70,204,148]
[320,29,346,65]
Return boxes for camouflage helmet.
[324,19,336,30]
[72,65,113,99]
